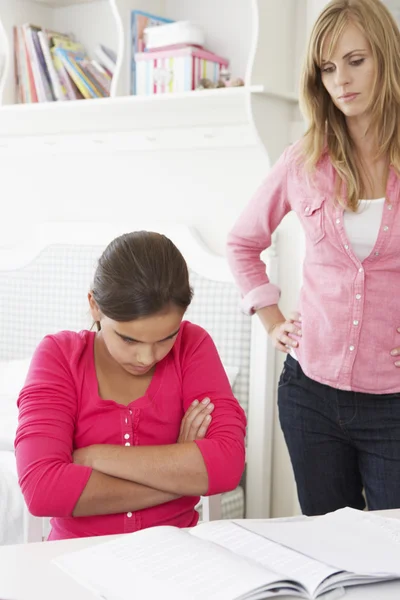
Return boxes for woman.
[15,231,246,539]
[227,0,400,515]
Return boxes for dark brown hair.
[92,231,193,323]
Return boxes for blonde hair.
[300,0,400,210]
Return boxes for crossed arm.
[72,400,214,517]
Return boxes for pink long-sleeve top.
[227,142,400,394]
[15,321,246,540]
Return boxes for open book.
[53,508,400,600]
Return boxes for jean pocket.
[299,196,326,244]
[278,361,295,388]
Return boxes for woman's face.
[89,295,185,376]
[320,22,376,122]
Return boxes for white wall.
[0,0,311,519]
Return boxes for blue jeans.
[278,355,400,515]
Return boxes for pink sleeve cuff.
[241,283,281,315]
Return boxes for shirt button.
[124,433,130,440]
[374,251,379,256]
[387,204,392,210]
[353,320,359,326]
[358,267,363,272]
[125,418,128,424]
[336,218,340,224]
[383,226,389,231]
[127,512,132,518]
[356,294,361,300]
[305,206,310,213]
[344,244,349,250]
[349,345,355,351]
[125,442,131,446]
[129,410,132,415]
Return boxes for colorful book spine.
[51,47,80,100]
[54,48,103,99]
[21,26,38,103]
[22,24,47,102]
[79,60,110,96]
[37,30,67,101]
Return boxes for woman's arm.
[15,334,179,518]
[73,325,247,497]
[226,148,291,315]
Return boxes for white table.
[1,510,400,600]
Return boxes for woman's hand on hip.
[391,327,400,367]
[178,398,214,443]
[269,311,302,354]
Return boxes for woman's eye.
[321,66,334,74]
[122,338,136,345]
[350,58,365,66]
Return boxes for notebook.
[53,508,400,600]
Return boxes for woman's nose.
[334,66,350,88]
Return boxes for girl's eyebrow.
[115,328,181,343]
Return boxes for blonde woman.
[227,0,400,515]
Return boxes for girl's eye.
[321,66,334,74]
[122,338,136,345]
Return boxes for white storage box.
[144,21,205,50]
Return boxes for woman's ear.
[88,292,101,322]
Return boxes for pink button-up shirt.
[227,143,400,394]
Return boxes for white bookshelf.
[0,0,304,160]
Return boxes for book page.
[241,508,400,577]
[53,525,297,600]
[190,520,339,598]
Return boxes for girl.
[15,231,246,540]
[227,0,400,515]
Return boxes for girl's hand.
[269,311,302,354]
[178,398,214,443]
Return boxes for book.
[130,10,174,95]
[13,26,25,103]
[53,509,400,600]
[54,48,105,99]
[37,30,67,101]
[94,43,117,75]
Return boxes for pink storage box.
[134,46,229,95]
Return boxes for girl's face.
[89,295,185,376]
[320,22,376,122]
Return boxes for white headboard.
[0,222,277,518]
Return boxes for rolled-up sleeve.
[226,147,292,314]
[15,336,92,517]
[180,327,247,496]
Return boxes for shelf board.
[0,86,266,138]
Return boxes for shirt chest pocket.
[299,197,326,244]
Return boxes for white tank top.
[343,197,385,261]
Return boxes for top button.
[336,218,340,224]
[387,204,393,210]
[304,206,310,213]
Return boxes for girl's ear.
[88,292,102,322]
